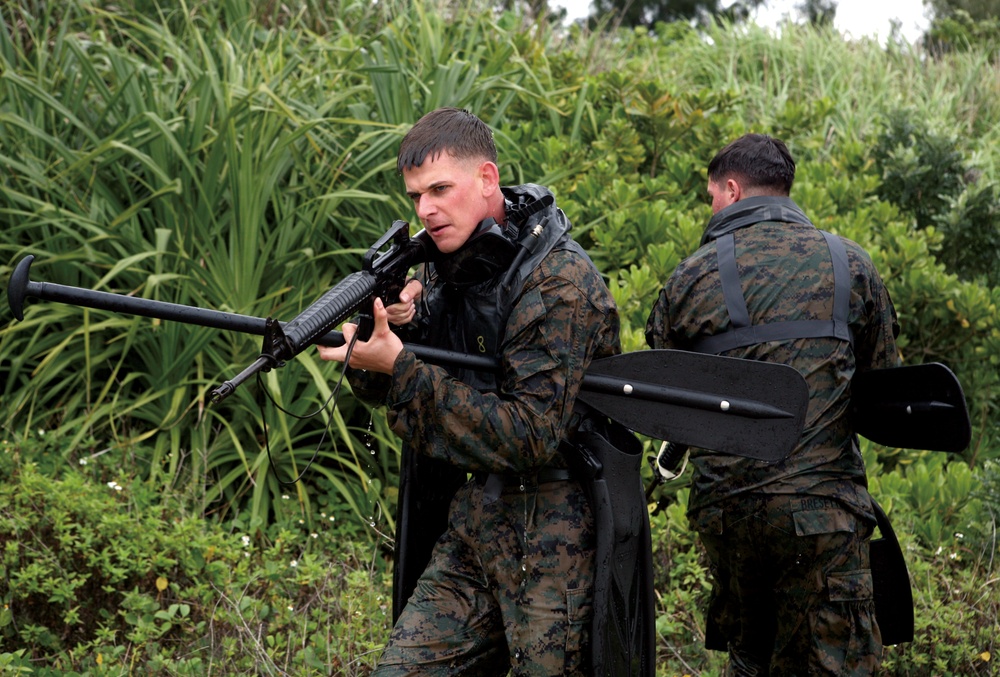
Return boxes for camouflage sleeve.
[346,367,392,407]
[382,251,620,474]
[848,244,901,372]
[645,287,673,350]
[645,243,716,351]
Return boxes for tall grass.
[602,19,1000,173]
[0,0,411,533]
[0,0,603,535]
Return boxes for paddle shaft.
[8,255,808,460]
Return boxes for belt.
[474,468,573,503]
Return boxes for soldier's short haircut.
[397,107,497,174]
[708,133,796,195]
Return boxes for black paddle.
[852,362,971,453]
[578,350,808,461]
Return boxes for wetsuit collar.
[700,195,813,246]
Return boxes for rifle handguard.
[280,271,377,357]
[207,220,431,404]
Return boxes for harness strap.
[692,229,853,354]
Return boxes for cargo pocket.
[812,569,878,672]
[792,507,855,538]
[827,569,875,602]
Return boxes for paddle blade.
[852,362,971,453]
[578,350,808,462]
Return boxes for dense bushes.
[4,435,997,674]
[873,108,1000,287]
[0,440,390,674]
[926,9,1000,59]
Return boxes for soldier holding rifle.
[318,107,624,674]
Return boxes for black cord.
[257,328,362,486]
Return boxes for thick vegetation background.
[1,0,998,674]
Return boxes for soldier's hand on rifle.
[317,298,404,374]
[385,278,422,327]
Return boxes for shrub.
[925,10,1000,60]
[872,109,1000,286]
[0,444,391,674]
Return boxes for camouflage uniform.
[353,184,621,675]
[645,196,899,676]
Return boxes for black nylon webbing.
[692,229,853,355]
[716,233,751,329]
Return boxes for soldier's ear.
[478,161,500,198]
[725,178,742,204]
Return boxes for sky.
[556,0,932,43]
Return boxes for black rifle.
[206,220,433,403]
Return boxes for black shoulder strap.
[691,230,853,355]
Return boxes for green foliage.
[928,0,1000,20]
[933,177,1000,287]
[872,108,1000,286]
[589,0,765,28]
[880,541,999,675]
[0,447,390,674]
[872,111,967,231]
[925,0,1000,57]
[647,487,726,674]
[867,450,980,549]
[868,454,1000,675]
[796,0,837,27]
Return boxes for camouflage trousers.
[374,475,596,676]
[690,493,883,676]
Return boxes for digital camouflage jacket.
[349,183,621,625]
[645,196,900,518]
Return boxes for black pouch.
[564,414,655,677]
[870,498,914,645]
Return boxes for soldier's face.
[403,152,499,254]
